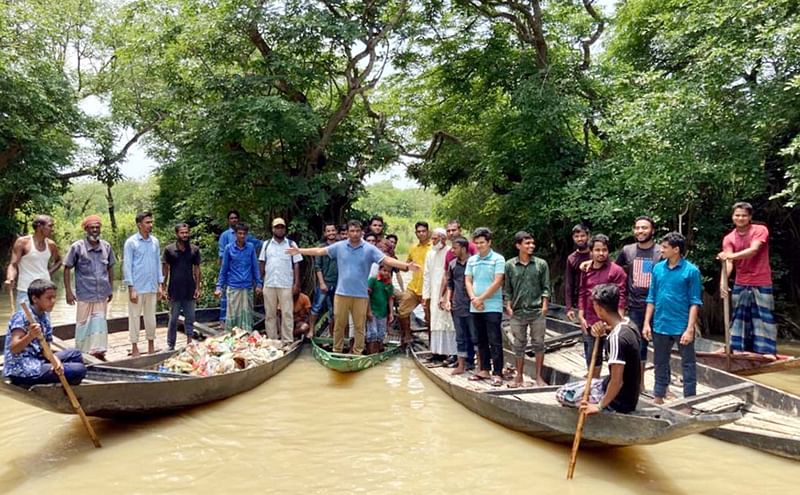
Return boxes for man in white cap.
[259,217,302,344]
[424,228,457,364]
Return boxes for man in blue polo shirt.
[643,232,702,403]
[465,227,505,386]
[288,220,420,355]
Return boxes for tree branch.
[247,20,308,104]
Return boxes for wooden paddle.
[20,302,101,448]
[720,260,732,371]
[566,330,602,480]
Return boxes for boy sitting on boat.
[556,283,641,414]
[3,279,87,387]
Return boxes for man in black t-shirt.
[556,283,641,414]
[163,223,202,350]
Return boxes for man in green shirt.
[503,231,551,387]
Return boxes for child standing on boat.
[366,264,394,354]
[3,279,87,387]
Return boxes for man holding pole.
[718,202,777,358]
[3,279,87,387]
[556,283,641,414]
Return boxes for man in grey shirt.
[64,215,115,359]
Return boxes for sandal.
[491,377,503,387]
[468,374,488,382]
[507,381,523,389]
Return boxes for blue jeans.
[168,299,195,349]
[583,333,606,370]
[311,286,335,318]
[366,317,387,343]
[472,312,503,376]
[627,306,650,361]
[653,332,696,398]
[452,314,475,367]
[10,349,86,387]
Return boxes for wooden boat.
[0,339,303,418]
[311,337,400,372]
[691,338,800,376]
[534,316,800,460]
[544,304,800,376]
[410,344,740,448]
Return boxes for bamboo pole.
[566,331,602,479]
[20,302,101,448]
[720,261,732,371]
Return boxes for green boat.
[311,337,401,373]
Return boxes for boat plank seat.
[666,382,755,409]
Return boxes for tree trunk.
[105,182,117,235]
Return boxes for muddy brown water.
[0,286,797,493]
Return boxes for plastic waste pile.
[161,329,284,376]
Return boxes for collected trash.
[160,329,284,376]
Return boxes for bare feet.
[148,340,155,354]
[535,377,547,387]
[131,343,140,358]
[653,397,664,405]
[451,366,465,375]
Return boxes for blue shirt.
[3,310,53,378]
[123,233,164,293]
[465,250,505,313]
[217,242,262,289]
[218,228,263,259]
[646,258,703,336]
[326,240,385,298]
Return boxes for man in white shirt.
[259,218,302,344]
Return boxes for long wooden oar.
[566,331,602,480]
[20,302,101,448]
[720,261,732,371]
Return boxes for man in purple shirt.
[578,234,627,375]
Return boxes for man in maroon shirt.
[718,202,777,357]
[578,234,627,375]
[565,224,591,322]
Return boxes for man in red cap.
[63,215,115,359]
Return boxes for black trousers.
[472,312,504,376]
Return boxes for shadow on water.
[572,445,688,494]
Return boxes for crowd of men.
[2,202,779,417]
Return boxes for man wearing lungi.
[64,215,115,360]
[718,202,777,358]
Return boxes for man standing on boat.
[445,237,476,375]
[4,215,62,311]
[216,223,263,332]
[616,216,663,385]
[217,210,262,325]
[564,224,591,323]
[718,202,778,358]
[643,232,701,403]
[423,228,456,363]
[259,218,302,345]
[124,211,164,358]
[556,284,641,414]
[578,234,627,376]
[63,215,115,359]
[163,223,201,350]
[397,222,432,346]
[287,220,419,355]
[503,231,551,388]
[465,227,506,387]
[310,222,339,336]
[4,279,87,387]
